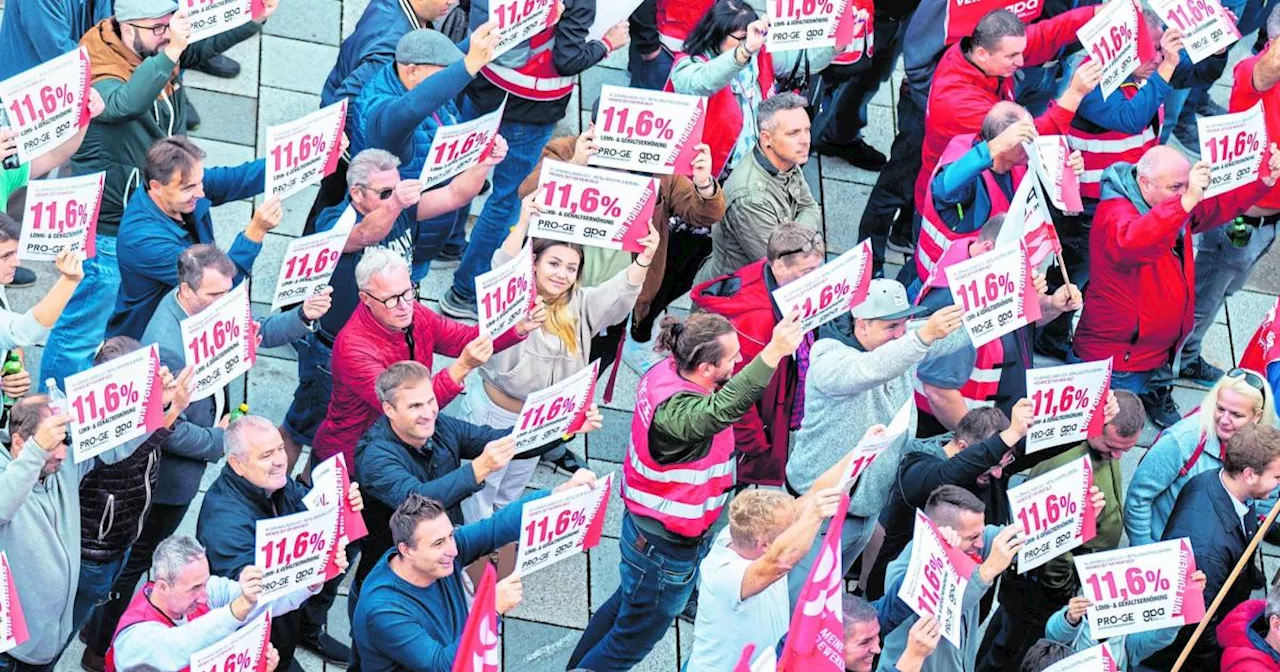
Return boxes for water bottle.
[1,350,22,408]
[1226,216,1255,249]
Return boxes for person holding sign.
[569,311,804,670]
[690,224,826,487]
[197,416,365,670]
[106,534,336,672]
[1074,144,1280,429]
[109,137,278,341]
[459,191,656,519]
[352,474,599,672]
[0,219,85,393]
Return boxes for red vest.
[1066,82,1161,200]
[915,336,1006,415]
[479,25,574,101]
[656,0,715,52]
[915,133,1025,285]
[665,51,776,178]
[622,357,736,538]
[105,583,212,672]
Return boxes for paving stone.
[1245,241,1280,295]
[247,348,302,423]
[579,67,631,116]
[192,137,257,170]
[507,552,590,628]
[803,157,823,211]
[502,619,578,670]
[253,301,300,361]
[587,407,632,463]
[1226,290,1279,335]
[187,88,259,146]
[595,352,639,412]
[184,33,262,97]
[342,0,373,39]
[264,0,342,45]
[554,84,584,138]
[209,200,255,251]
[820,178,872,254]
[261,36,341,95]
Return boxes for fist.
[1008,398,1034,436]
[459,334,495,369]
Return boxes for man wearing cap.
[46,0,276,393]
[783,278,967,605]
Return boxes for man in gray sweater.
[785,278,966,604]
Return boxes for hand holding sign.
[420,100,505,188]
[188,609,272,672]
[475,241,535,338]
[1026,359,1113,453]
[1149,0,1239,62]
[1076,0,1145,98]
[264,102,347,201]
[771,239,873,332]
[67,343,166,464]
[180,282,256,401]
[946,244,1041,347]
[183,0,267,43]
[1074,539,1205,640]
[491,0,558,59]
[530,161,658,251]
[515,472,613,576]
[0,48,91,165]
[512,362,599,452]
[1008,455,1097,572]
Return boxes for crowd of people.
[8,0,1280,670]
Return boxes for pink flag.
[452,564,500,672]
[778,494,852,672]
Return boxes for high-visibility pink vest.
[105,582,212,672]
[479,25,574,101]
[622,357,735,538]
[1066,82,1161,201]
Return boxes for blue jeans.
[568,513,712,671]
[39,235,119,391]
[628,43,675,91]
[411,206,470,284]
[282,331,335,446]
[71,552,129,635]
[1069,347,1156,393]
[449,98,556,303]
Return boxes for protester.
[0,225,84,361]
[0,0,113,79]
[352,476,601,671]
[109,137,275,339]
[196,416,365,669]
[844,595,941,672]
[1018,640,1076,671]
[690,224,826,486]
[569,311,804,669]
[692,92,821,286]
[1218,581,1280,669]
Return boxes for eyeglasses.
[131,22,170,37]
[727,32,747,42]
[361,287,418,309]
[359,185,396,201]
[1227,367,1269,398]
[777,233,824,259]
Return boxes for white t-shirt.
[685,528,791,672]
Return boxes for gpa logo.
[1007,0,1042,19]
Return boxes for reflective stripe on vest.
[914,336,1006,415]
[479,26,574,101]
[1066,84,1161,199]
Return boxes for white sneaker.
[622,337,664,375]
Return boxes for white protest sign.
[67,343,166,464]
[1026,359,1113,453]
[587,0,645,40]
[1077,0,1143,99]
[897,511,978,648]
[529,160,657,253]
[0,48,91,165]
[264,101,347,201]
[946,244,1041,347]
[18,172,102,261]
[998,174,1062,272]
[512,361,598,453]
[1008,455,1097,572]
[1074,538,1205,640]
[475,241,534,338]
[1026,135,1084,214]
[836,396,911,493]
[515,472,613,576]
[188,609,272,672]
[270,206,355,310]
[180,281,256,402]
[420,99,504,188]
[1199,101,1269,198]
[255,505,339,603]
[183,0,264,43]
[589,86,706,175]
[767,0,865,51]
[304,453,369,542]
[491,0,557,59]
[1043,643,1120,672]
[1149,0,1240,62]
[0,552,29,655]
[771,239,873,333]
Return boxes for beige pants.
[459,376,539,522]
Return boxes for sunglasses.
[360,185,396,201]
[778,233,824,259]
[1227,368,1269,398]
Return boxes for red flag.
[1240,298,1280,373]
[778,494,852,672]
[452,564,500,672]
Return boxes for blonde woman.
[460,191,660,520]
[1124,368,1277,546]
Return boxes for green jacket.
[72,19,260,234]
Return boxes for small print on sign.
[67,343,165,464]
[185,0,265,43]
[491,0,557,59]
[946,244,1041,347]
[189,609,271,672]
[0,47,91,165]
[897,512,977,648]
[474,241,535,338]
[0,552,29,655]
[420,99,504,188]
[264,100,347,201]
[771,239,872,332]
[1148,0,1239,63]
[1076,0,1143,99]
[515,472,613,576]
[589,86,706,176]
[529,160,658,253]
[1198,101,1269,198]
[512,362,598,453]
[1008,455,1096,572]
[19,172,103,261]
[1043,643,1119,672]
[180,282,256,402]
[836,396,912,492]
[766,0,862,51]
[1026,358,1112,453]
[270,207,354,310]
[255,506,339,603]
[1073,538,1205,640]
[304,453,369,543]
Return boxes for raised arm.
[739,489,841,599]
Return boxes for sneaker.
[191,53,242,78]
[81,648,105,672]
[544,449,586,474]
[814,138,888,171]
[1140,386,1182,430]
[1173,119,1199,150]
[300,629,351,666]
[438,288,478,321]
[623,337,664,375]
[9,266,36,288]
[430,247,463,270]
[186,101,201,132]
[886,222,914,255]
[1179,356,1225,388]
[1196,98,1227,117]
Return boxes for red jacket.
[1219,599,1280,671]
[311,302,523,465]
[1074,178,1266,372]
[916,6,1094,210]
[690,260,795,486]
[656,0,714,51]
[1231,45,1280,210]
[666,51,776,177]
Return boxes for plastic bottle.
[1,351,22,408]
[229,403,249,423]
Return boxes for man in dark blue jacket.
[107,136,277,339]
[197,415,365,671]
[0,0,112,79]
[1149,423,1280,669]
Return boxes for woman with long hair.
[1125,368,1278,547]
[460,190,660,520]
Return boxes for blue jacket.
[195,464,311,579]
[1043,599,1178,671]
[322,0,424,130]
[0,0,112,79]
[1124,415,1219,548]
[108,159,267,340]
[351,489,550,672]
[929,140,1015,235]
[1070,49,1227,137]
[349,61,469,179]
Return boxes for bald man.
[1073,145,1280,427]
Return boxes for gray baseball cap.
[850,279,927,321]
[115,0,179,22]
[395,29,464,66]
